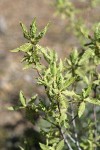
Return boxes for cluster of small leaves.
[64,26,100,120]
[11,18,49,70]
[10,19,100,150]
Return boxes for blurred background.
[0,0,100,149]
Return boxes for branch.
[56,100,73,150]
[71,103,82,150]
[71,114,78,122]
[67,133,76,144]
[34,67,43,79]
[93,83,98,150]
[60,128,74,150]
[43,115,73,150]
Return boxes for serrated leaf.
[56,140,64,150]
[30,18,37,38]
[20,22,28,33]
[85,98,100,105]
[20,91,26,107]
[78,101,85,118]
[36,23,49,42]
[11,43,33,52]
[20,22,30,40]
[50,50,58,62]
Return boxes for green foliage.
[11,43,33,52]
[80,122,100,149]
[10,7,100,150]
[20,91,26,107]
[56,140,64,150]
[78,101,85,118]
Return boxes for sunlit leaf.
[62,90,79,98]
[56,140,64,150]
[19,146,25,150]
[79,49,93,65]
[62,77,76,90]
[11,43,33,52]
[7,106,15,111]
[94,22,100,40]
[20,91,26,107]
[20,22,30,40]
[78,101,85,118]
[36,23,49,42]
[85,98,100,105]
[39,143,50,150]
[83,85,92,98]
[30,18,37,38]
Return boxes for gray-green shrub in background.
[55,0,100,43]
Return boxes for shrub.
[9,18,100,150]
[9,1,100,150]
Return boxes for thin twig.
[56,100,73,150]
[93,104,97,137]
[71,103,82,150]
[70,78,82,150]
[43,114,73,150]
[93,83,98,150]
[62,129,81,147]
[71,114,78,122]
[67,133,76,144]
[60,128,74,150]
[34,67,43,79]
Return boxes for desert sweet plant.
[10,18,100,150]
